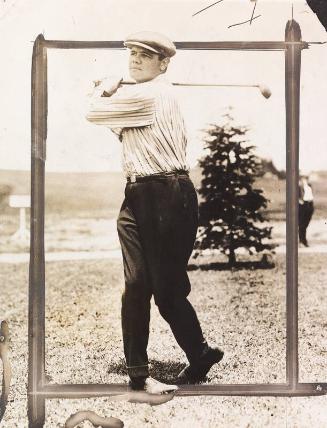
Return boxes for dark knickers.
[298,201,314,245]
[117,174,206,378]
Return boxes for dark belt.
[127,170,189,184]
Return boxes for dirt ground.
[0,253,326,427]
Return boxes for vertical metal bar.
[28,33,47,428]
[285,20,302,389]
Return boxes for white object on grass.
[9,195,30,242]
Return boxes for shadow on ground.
[188,259,275,271]
[149,360,185,383]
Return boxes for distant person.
[86,31,223,394]
[299,174,314,247]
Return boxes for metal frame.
[28,20,327,428]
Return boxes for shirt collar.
[152,74,169,83]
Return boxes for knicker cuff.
[127,364,149,378]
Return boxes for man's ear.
[160,57,170,72]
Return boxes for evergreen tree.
[195,114,274,266]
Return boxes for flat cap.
[124,31,176,58]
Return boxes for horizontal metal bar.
[292,383,327,395]
[43,40,309,51]
[307,41,327,45]
[177,383,327,397]
[29,383,327,398]
[32,384,127,398]
[175,41,309,50]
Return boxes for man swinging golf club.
[86,31,223,394]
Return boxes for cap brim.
[124,41,161,55]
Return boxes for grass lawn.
[0,253,326,427]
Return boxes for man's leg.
[150,177,221,369]
[302,202,314,246]
[128,176,218,366]
[118,189,180,393]
[117,198,151,380]
[299,204,306,244]
[299,202,314,246]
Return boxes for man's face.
[128,46,165,83]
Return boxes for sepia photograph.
[0,0,327,426]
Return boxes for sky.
[0,0,327,173]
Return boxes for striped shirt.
[86,75,189,177]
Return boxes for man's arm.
[86,78,156,128]
[92,77,123,97]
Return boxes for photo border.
[28,19,327,428]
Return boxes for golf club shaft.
[121,81,258,88]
